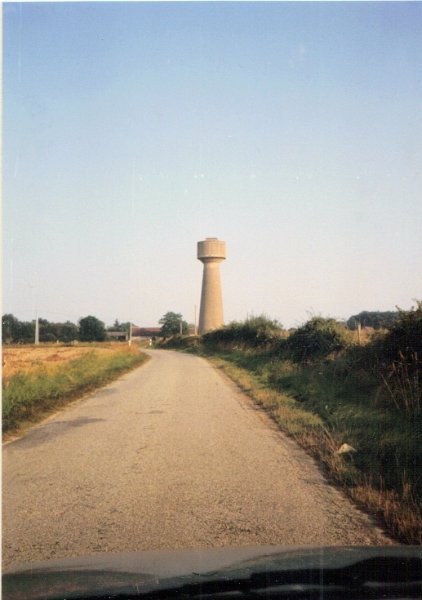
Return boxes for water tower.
[197,238,226,334]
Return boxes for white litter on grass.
[336,443,357,455]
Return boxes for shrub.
[340,303,422,414]
[202,315,283,348]
[159,335,199,349]
[286,317,348,363]
[381,302,422,361]
[377,302,422,414]
[42,333,57,343]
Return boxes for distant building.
[107,331,129,341]
[132,327,162,339]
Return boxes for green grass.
[173,342,421,544]
[3,349,149,434]
[267,358,421,496]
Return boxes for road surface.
[3,349,393,569]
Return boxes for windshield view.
[3,2,421,599]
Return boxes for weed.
[380,352,421,415]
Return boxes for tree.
[39,318,57,342]
[58,321,79,342]
[2,314,80,344]
[2,313,34,343]
[79,316,106,342]
[159,312,188,337]
[108,319,131,333]
[2,314,20,343]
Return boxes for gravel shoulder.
[3,349,394,569]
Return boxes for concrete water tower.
[197,238,226,334]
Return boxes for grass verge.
[178,344,421,544]
[3,347,149,436]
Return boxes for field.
[2,344,118,381]
[2,342,149,435]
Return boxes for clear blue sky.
[4,1,422,328]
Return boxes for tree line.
[2,309,401,344]
[346,310,399,330]
[2,311,190,343]
[2,314,119,343]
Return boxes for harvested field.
[2,343,148,435]
[2,344,127,382]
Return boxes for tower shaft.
[198,259,224,333]
[197,238,226,334]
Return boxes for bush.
[286,317,348,363]
[381,302,422,361]
[41,333,57,343]
[202,315,283,348]
[159,335,199,349]
[375,302,422,414]
[333,303,422,415]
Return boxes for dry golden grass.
[2,343,148,436]
[2,343,129,382]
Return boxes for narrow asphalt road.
[3,349,393,569]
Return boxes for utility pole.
[194,304,197,335]
[128,322,132,347]
[179,319,183,336]
[35,312,40,345]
